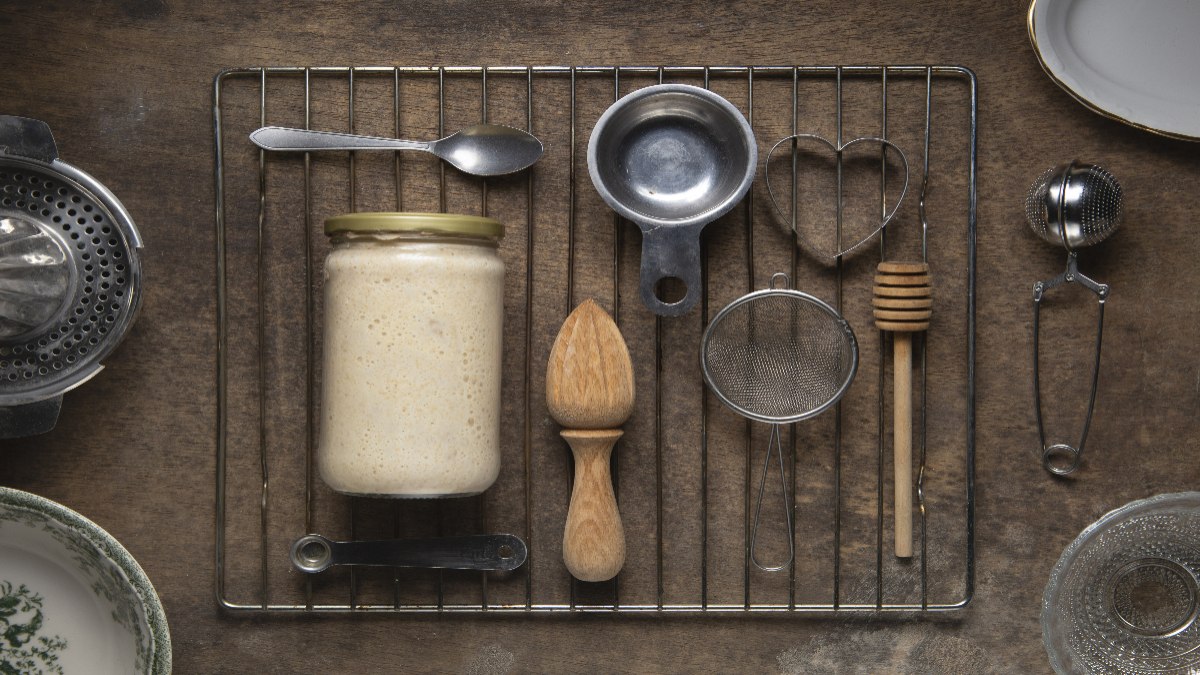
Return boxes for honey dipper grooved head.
[873,262,932,333]
[546,299,636,429]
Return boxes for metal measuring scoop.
[588,84,757,317]
[1026,161,1123,476]
[249,124,544,176]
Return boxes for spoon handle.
[250,126,430,152]
[561,429,625,582]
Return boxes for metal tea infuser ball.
[1025,161,1122,476]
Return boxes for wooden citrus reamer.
[545,299,635,582]
[873,261,931,558]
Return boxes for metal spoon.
[289,533,528,573]
[249,124,543,176]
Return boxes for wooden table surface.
[3,1,1200,672]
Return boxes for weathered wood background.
[2,1,1199,672]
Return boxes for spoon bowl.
[433,124,544,176]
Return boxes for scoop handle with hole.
[561,429,625,582]
[637,223,703,317]
[289,533,527,573]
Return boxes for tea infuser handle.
[637,224,703,317]
[1041,443,1083,477]
[1035,252,1108,298]
[1032,253,1108,477]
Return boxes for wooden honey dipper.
[546,299,635,582]
[873,261,931,559]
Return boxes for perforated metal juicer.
[0,116,143,437]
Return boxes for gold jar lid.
[324,212,504,238]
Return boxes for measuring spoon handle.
[291,534,527,573]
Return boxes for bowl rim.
[0,486,171,674]
[586,82,758,230]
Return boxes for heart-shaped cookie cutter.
[765,134,910,261]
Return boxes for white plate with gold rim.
[1028,0,1200,141]
[0,487,170,674]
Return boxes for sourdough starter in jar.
[318,213,505,497]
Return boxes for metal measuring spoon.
[587,84,757,317]
[290,533,527,573]
[250,124,543,176]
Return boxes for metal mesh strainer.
[701,273,858,570]
[703,289,857,422]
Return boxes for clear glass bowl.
[1043,492,1200,673]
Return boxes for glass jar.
[318,212,505,497]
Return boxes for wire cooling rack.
[214,65,976,613]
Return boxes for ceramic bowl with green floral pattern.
[0,486,170,674]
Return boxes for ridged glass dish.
[1043,493,1200,673]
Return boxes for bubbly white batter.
[318,235,504,497]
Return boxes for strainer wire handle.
[1032,252,1108,476]
[750,424,795,572]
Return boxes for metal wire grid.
[214,65,977,613]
